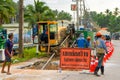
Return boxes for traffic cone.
[110,47,114,57]
[109,51,112,58]
[104,54,107,63]
[106,52,109,60]
[95,57,98,67]
[107,51,111,59]
[89,55,95,72]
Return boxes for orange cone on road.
[104,54,107,63]
[89,55,96,72]
[95,57,98,67]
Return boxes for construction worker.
[94,32,108,76]
[101,35,106,40]
[76,33,88,48]
[41,28,48,43]
[86,36,91,48]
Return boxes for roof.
[37,21,57,24]
[2,23,29,28]
[98,30,110,35]
[101,28,108,30]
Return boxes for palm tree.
[24,0,52,27]
[114,8,119,17]
[109,11,112,16]
[57,10,72,21]
[19,0,24,57]
[0,0,15,26]
[105,9,110,16]
[53,10,59,20]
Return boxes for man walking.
[1,33,14,75]
[94,32,108,77]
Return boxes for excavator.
[32,21,74,53]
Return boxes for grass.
[12,47,48,63]
[0,47,48,66]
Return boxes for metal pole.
[41,35,70,70]
[73,11,75,24]
[41,53,55,70]
[76,0,79,30]
[80,0,82,26]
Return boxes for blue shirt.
[76,37,88,48]
[96,38,107,52]
[5,39,13,56]
[87,41,91,48]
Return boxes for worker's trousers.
[96,53,104,68]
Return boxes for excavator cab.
[34,21,58,52]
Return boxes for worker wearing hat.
[86,36,91,48]
[76,33,88,48]
[94,32,108,77]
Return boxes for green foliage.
[90,8,120,33]
[24,0,54,27]
[12,47,47,63]
[24,0,72,27]
[0,0,72,28]
[57,10,72,21]
[23,48,37,59]
[0,0,16,25]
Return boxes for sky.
[14,0,120,18]
[14,0,120,12]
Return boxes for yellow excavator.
[32,21,70,53]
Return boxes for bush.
[12,47,47,63]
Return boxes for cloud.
[41,0,72,12]
[86,0,120,12]
[14,0,120,13]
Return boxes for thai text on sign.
[60,48,91,70]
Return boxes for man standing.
[76,33,88,48]
[86,36,91,48]
[1,33,14,75]
[94,32,108,77]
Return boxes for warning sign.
[71,4,77,11]
[60,48,91,70]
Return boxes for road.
[0,40,120,80]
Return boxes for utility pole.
[19,0,24,58]
[76,0,79,30]
[79,0,86,28]
[80,0,82,26]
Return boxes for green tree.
[57,10,72,21]
[105,9,110,16]
[40,9,55,21]
[52,10,59,20]
[96,12,108,27]
[0,0,15,26]
[24,0,72,25]
[24,0,52,26]
[90,11,98,22]
[114,7,119,16]
[90,8,120,33]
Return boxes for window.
[49,24,57,32]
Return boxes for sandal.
[1,71,7,73]
[7,72,11,75]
